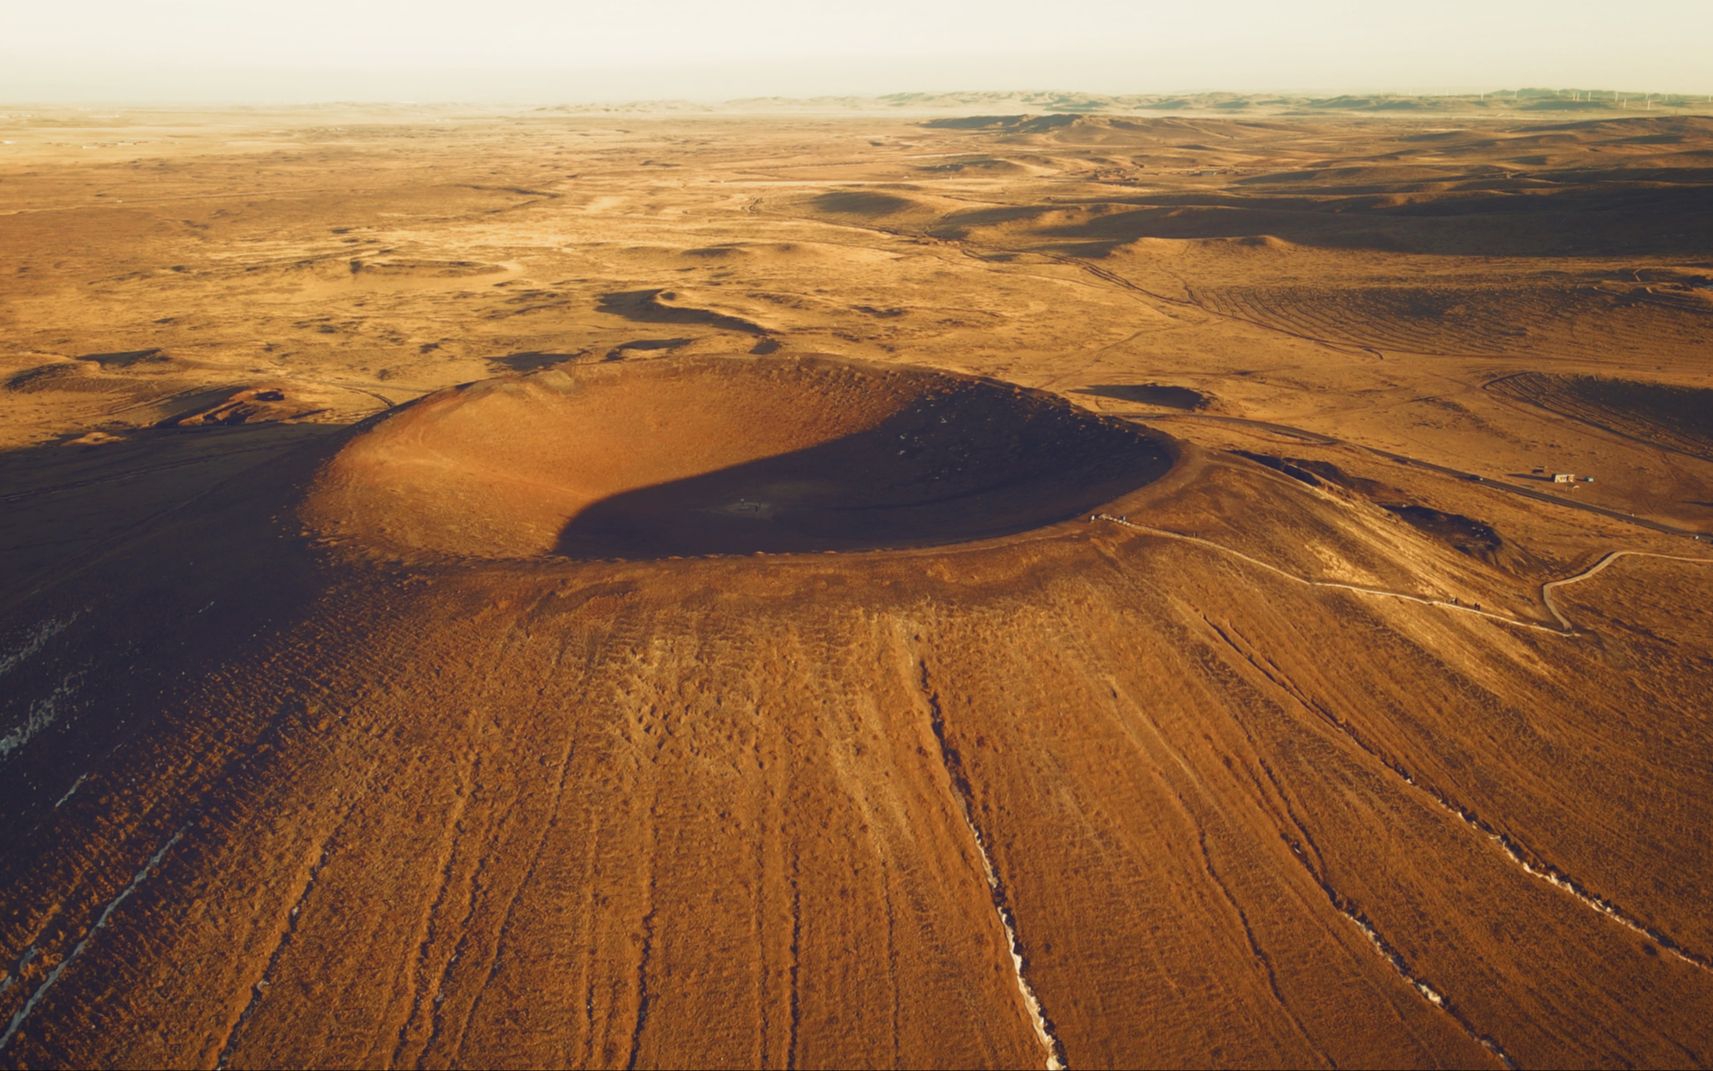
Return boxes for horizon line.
[5,86,1713,113]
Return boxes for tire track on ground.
[1541,549,1713,631]
[1094,665,1332,1069]
[1095,513,1713,635]
[387,748,480,1068]
[1119,411,1710,541]
[1202,612,1713,979]
[213,797,360,1069]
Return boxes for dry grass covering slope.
[2,101,1712,1069]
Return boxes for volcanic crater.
[303,355,1177,561]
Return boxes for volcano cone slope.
[7,414,1713,1070]
[305,355,1174,560]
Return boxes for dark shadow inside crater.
[556,392,1172,560]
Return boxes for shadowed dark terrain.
[1081,384,1211,410]
[556,369,1172,558]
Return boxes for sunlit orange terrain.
[3,101,1713,1069]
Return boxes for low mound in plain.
[304,355,1174,560]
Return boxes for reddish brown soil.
[306,356,1172,561]
[3,105,1713,1070]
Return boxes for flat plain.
[3,98,1713,1068]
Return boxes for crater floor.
[304,355,1175,560]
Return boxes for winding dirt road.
[1540,548,1713,630]
[1092,513,1713,636]
[1129,411,1711,540]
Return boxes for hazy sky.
[3,0,1709,104]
